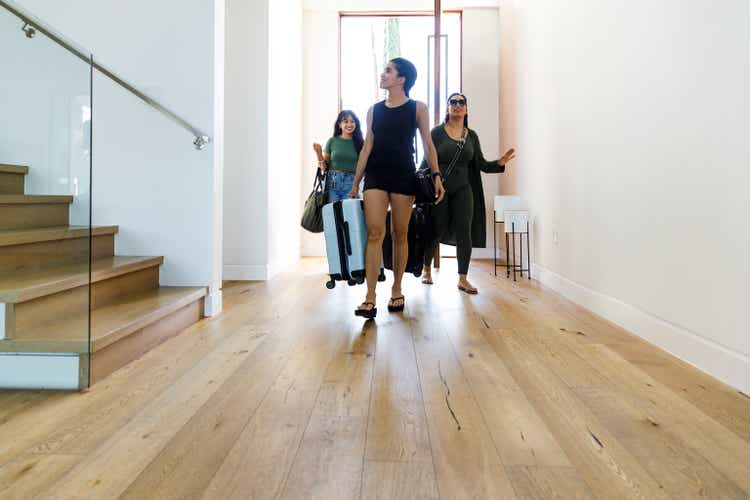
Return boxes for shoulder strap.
[311,168,326,194]
[442,127,468,180]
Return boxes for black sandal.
[355,302,377,319]
[388,296,405,312]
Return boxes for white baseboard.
[223,265,268,281]
[224,257,298,282]
[533,264,750,394]
[204,290,223,317]
[267,255,298,281]
[0,353,80,390]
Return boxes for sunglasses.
[449,98,466,107]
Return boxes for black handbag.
[300,168,327,233]
[415,128,467,204]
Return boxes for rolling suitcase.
[323,199,385,289]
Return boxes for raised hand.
[312,142,326,164]
[499,148,516,165]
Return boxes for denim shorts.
[326,171,355,203]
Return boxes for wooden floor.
[1,258,749,500]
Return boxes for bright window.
[340,13,462,163]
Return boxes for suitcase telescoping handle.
[332,200,351,281]
[343,221,353,256]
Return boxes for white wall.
[499,0,750,392]
[462,8,501,259]
[301,5,503,258]
[5,0,221,301]
[223,0,270,280]
[268,0,303,279]
[301,9,339,257]
[210,0,226,313]
[224,0,303,281]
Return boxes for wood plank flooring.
[1,257,749,499]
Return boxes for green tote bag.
[301,169,327,233]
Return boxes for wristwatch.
[433,172,442,179]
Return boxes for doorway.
[338,10,462,164]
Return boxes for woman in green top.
[312,110,363,203]
[421,93,516,294]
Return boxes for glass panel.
[0,6,92,388]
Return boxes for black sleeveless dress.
[364,99,417,196]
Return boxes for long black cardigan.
[421,125,505,248]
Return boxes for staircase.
[0,163,207,388]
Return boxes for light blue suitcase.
[322,199,384,289]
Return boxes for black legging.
[424,184,473,275]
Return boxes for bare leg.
[389,194,414,308]
[360,189,389,312]
[458,274,478,294]
[422,265,433,284]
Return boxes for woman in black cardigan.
[421,93,516,294]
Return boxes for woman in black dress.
[348,58,445,319]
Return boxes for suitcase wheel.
[325,280,336,290]
[356,276,365,285]
[378,270,386,282]
[347,278,357,286]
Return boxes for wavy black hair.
[389,57,417,97]
[333,110,364,153]
[444,92,468,128]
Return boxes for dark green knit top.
[421,124,504,192]
[420,124,506,248]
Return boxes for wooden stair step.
[0,286,207,354]
[0,164,29,175]
[0,165,28,195]
[0,225,117,276]
[91,286,207,351]
[0,256,164,303]
[0,225,119,248]
[0,194,73,230]
[0,195,73,204]
[0,338,88,354]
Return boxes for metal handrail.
[0,0,211,150]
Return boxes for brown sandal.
[457,284,478,295]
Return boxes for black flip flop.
[355,302,377,319]
[388,296,405,312]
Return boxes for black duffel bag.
[382,203,432,277]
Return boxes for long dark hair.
[333,110,364,153]
[444,92,469,128]
[389,57,417,97]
